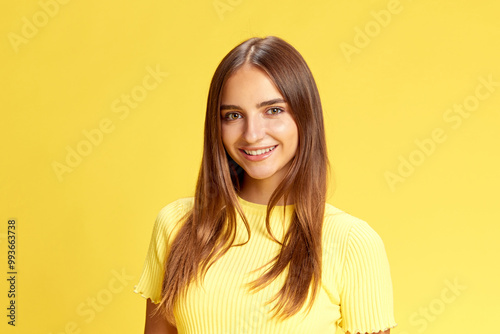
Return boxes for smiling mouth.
[242,145,277,156]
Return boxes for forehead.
[220,65,284,104]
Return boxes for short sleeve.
[339,219,397,333]
[133,199,191,304]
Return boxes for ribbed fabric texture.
[134,196,397,333]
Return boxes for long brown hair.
[157,36,330,325]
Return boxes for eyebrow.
[220,98,286,111]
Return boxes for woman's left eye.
[266,107,284,115]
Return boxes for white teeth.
[244,145,276,156]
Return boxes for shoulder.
[322,203,386,256]
[157,197,194,218]
[322,203,391,287]
[324,203,383,238]
[153,197,195,240]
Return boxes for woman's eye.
[266,107,284,115]
[224,112,241,121]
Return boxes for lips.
[242,145,277,156]
[239,145,278,161]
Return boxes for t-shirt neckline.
[236,194,295,213]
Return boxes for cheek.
[271,119,299,148]
[285,124,299,157]
[221,125,236,150]
[289,130,299,157]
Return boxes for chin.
[244,169,279,181]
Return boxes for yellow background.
[1,0,499,333]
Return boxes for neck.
[238,174,293,206]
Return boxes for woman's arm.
[144,298,177,334]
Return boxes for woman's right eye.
[224,112,241,121]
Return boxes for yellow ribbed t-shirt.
[134,196,397,334]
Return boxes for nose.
[243,114,266,143]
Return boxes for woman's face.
[220,64,299,187]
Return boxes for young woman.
[134,36,397,334]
